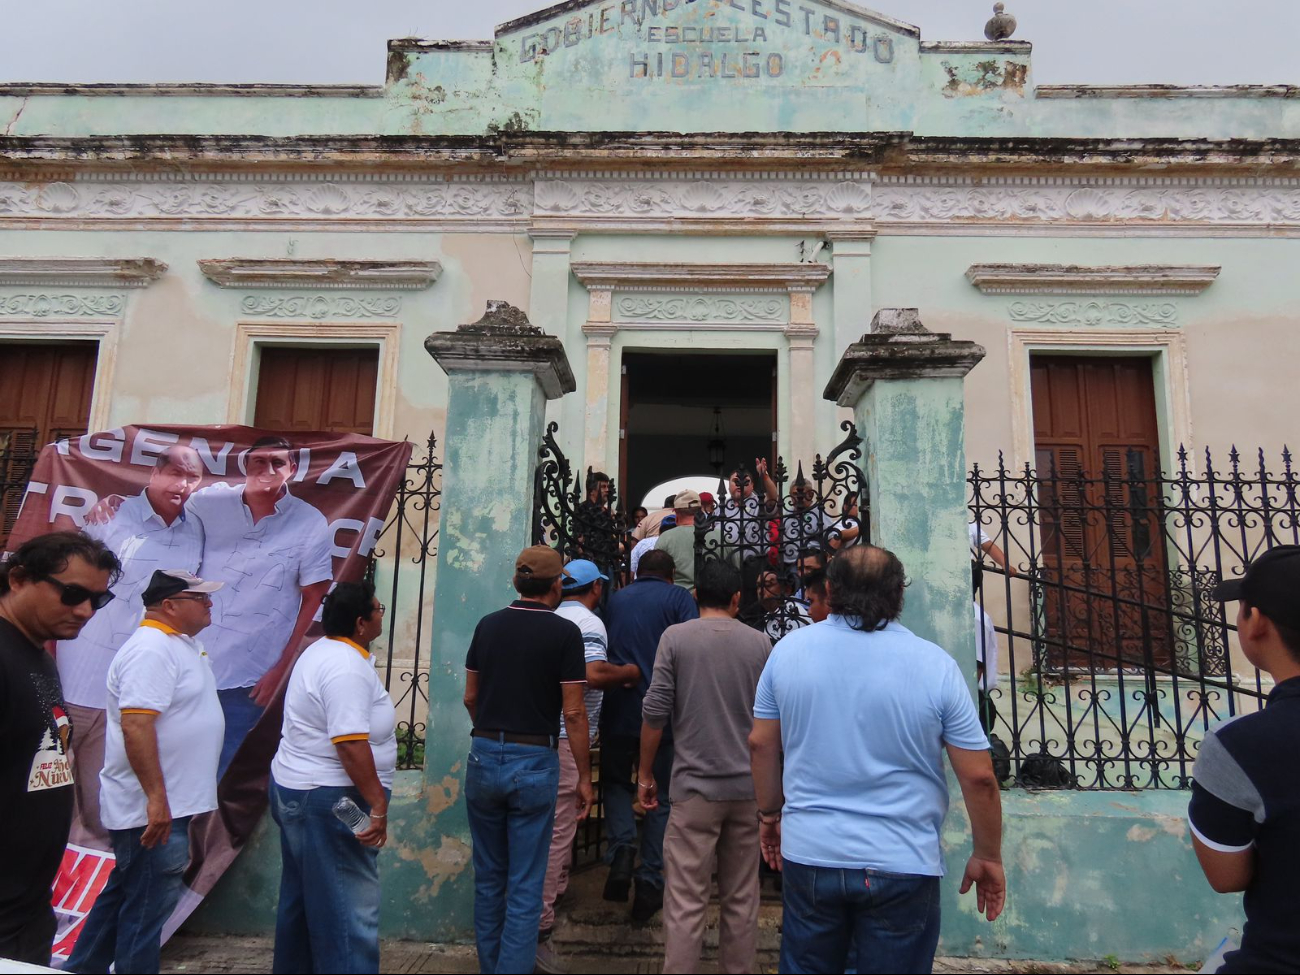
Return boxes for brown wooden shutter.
[253,346,379,435]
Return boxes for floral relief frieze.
[873,182,1300,226]
[1008,300,1178,326]
[240,294,402,319]
[0,179,533,222]
[615,294,787,323]
[534,178,872,219]
[0,293,125,317]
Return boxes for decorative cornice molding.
[0,293,125,317]
[0,257,165,288]
[200,258,441,290]
[571,262,832,293]
[919,40,1031,54]
[967,264,1220,296]
[2,173,1300,236]
[239,294,402,319]
[1008,300,1178,327]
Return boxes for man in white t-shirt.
[60,446,206,846]
[187,437,335,778]
[67,569,224,975]
[536,560,640,973]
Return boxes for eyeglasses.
[38,576,115,611]
[168,594,213,605]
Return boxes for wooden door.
[1031,355,1170,670]
[0,341,98,544]
[253,346,379,435]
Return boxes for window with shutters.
[0,341,98,545]
[1030,354,1170,669]
[252,345,379,435]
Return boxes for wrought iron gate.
[534,421,870,862]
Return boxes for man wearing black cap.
[67,569,224,975]
[1190,545,1300,973]
[462,546,592,975]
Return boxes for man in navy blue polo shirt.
[1190,544,1300,974]
[600,548,698,922]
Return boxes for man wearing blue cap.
[536,560,641,974]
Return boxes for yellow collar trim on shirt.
[139,619,180,637]
[338,637,371,660]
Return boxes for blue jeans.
[269,778,385,974]
[217,686,265,779]
[464,737,560,974]
[66,817,191,974]
[601,734,673,888]
[779,860,941,975]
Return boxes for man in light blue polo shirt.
[749,545,1006,974]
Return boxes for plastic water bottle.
[332,796,370,834]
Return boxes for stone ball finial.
[984,2,1016,40]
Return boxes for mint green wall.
[4,0,1298,140]
[189,783,1242,964]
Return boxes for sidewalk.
[159,933,1191,974]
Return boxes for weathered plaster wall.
[189,785,1243,964]
[4,0,1299,140]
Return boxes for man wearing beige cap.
[655,490,723,592]
[68,569,225,975]
[462,546,591,975]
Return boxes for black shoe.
[630,879,663,923]
[604,847,635,902]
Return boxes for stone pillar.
[785,287,820,477]
[824,309,985,685]
[419,300,575,929]
[581,284,616,474]
[826,232,874,355]
[527,229,580,438]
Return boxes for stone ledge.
[966,263,1220,296]
[0,256,166,288]
[198,258,442,290]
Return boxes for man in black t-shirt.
[462,545,589,975]
[1190,545,1300,973]
[0,531,120,965]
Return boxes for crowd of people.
[0,531,394,974]
[2,461,1298,974]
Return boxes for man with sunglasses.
[0,531,120,966]
[68,568,224,975]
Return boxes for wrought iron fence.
[534,421,870,862]
[366,433,441,771]
[1,427,41,550]
[970,446,1295,791]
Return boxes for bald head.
[825,545,907,632]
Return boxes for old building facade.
[3,0,1297,957]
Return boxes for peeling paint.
[941,59,1027,98]
[424,774,461,816]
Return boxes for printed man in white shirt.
[61,446,206,846]
[186,436,334,778]
[66,569,224,975]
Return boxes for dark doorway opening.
[621,350,776,509]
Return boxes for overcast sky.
[3,0,1296,87]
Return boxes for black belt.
[471,729,558,749]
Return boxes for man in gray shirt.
[638,559,772,974]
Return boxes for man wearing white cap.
[67,569,225,975]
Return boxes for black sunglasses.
[39,575,115,611]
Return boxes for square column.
[420,301,575,927]
[824,309,985,686]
